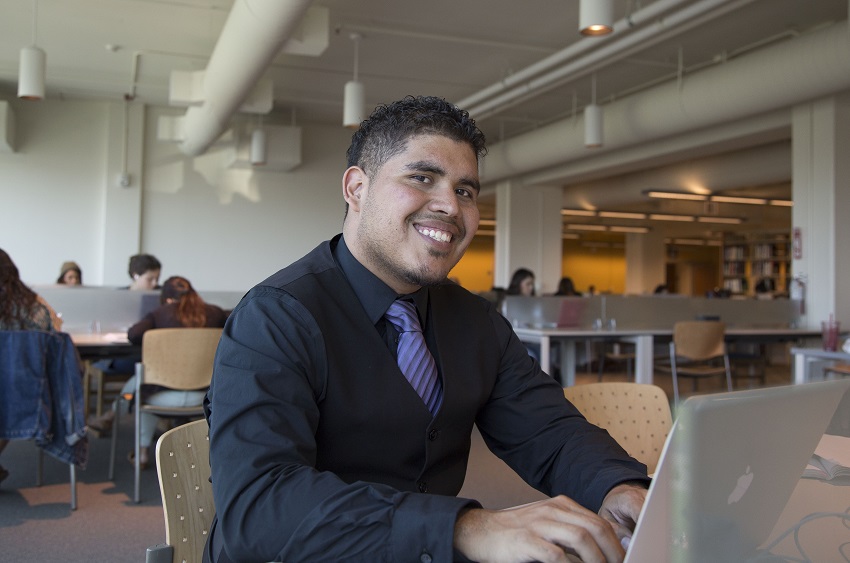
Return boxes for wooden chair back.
[154,418,214,563]
[563,382,672,474]
[672,321,726,360]
[141,328,222,390]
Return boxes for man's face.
[343,134,480,295]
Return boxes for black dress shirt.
[203,235,649,562]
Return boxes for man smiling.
[204,96,648,563]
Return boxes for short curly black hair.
[128,254,161,278]
[346,95,487,177]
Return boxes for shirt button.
[420,553,432,563]
[428,429,438,441]
[418,481,428,493]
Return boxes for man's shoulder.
[257,240,335,291]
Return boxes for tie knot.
[384,300,421,333]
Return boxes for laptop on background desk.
[624,379,850,563]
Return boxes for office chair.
[563,382,672,475]
[596,340,635,381]
[109,327,221,503]
[659,320,733,406]
[146,418,213,563]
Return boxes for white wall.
[0,98,352,292]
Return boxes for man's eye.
[411,175,430,183]
[456,188,474,199]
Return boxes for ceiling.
[1,0,847,238]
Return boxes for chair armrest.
[145,544,173,563]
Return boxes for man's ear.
[342,166,366,211]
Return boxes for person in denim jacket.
[0,248,65,483]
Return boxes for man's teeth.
[419,228,452,242]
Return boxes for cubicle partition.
[36,286,246,334]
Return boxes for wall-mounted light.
[18,0,45,100]
[579,0,614,36]
[343,33,365,129]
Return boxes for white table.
[512,327,663,387]
[790,347,850,384]
[514,326,820,387]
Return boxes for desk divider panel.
[35,286,246,334]
[501,295,801,330]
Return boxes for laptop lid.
[625,379,850,563]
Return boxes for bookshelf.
[722,232,791,296]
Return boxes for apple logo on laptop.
[727,465,754,504]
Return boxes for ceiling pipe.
[455,0,692,112]
[178,0,314,157]
[481,20,850,184]
[465,0,753,119]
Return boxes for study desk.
[790,347,850,384]
[514,326,820,387]
[70,332,138,416]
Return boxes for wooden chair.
[596,340,635,381]
[658,320,733,406]
[563,382,672,475]
[109,327,222,503]
[146,418,213,563]
[825,363,850,378]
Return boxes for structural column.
[791,94,850,329]
[624,230,666,295]
[494,180,563,294]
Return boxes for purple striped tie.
[384,300,443,416]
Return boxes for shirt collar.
[333,234,430,326]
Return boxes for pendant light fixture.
[584,74,603,148]
[579,0,614,36]
[343,33,365,129]
[250,115,266,166]
[18,0,46,100]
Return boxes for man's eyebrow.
[404,160,480,193]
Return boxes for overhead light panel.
[343,33,365,129]
[710,195,768,205]
[697,216,744,224]
[579,0,614,36]
[598,211,647,220]
[18,0,45,100]
[649,214,696,222]
[567,224,608,231]
[561,209,597,216]
[769,199,794,207]
[645,190,708,201]
[610,226,650,233]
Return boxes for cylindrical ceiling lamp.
[579,0,614,36]
[584,104,603,147]
[19,0,45,100]
[343,33,365,129]
[250,127,266,166]
[585,74,603,148]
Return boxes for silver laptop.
[624,379,850,563]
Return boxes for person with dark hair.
[506,267,536,296]
[88,276,227,467]
[0,248,64,484]
[555,276,582,296]
[203,96,648,563]
[56,261,82,285]
[127,253,161,290]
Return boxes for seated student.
[554,276,582,296]
[88,276,227,467]
[56,261,83,286]
[203,96,648,563]
[0,248,64,484]
[126,254,161,290]
[506,267,536,296]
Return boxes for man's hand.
[598,482,648,549]
[453,495,626,563]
